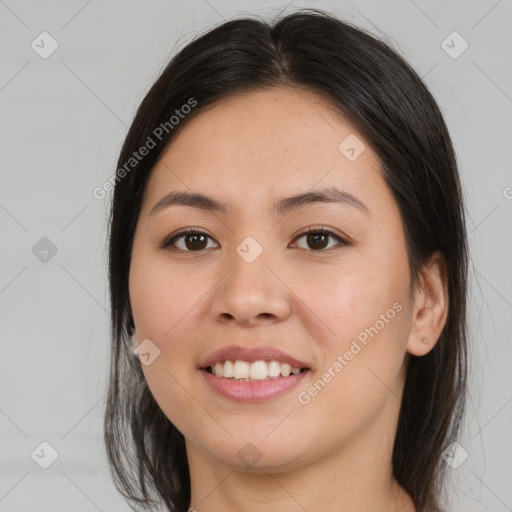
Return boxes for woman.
[104,9,469,512]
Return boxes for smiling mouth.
[204,360,309,382]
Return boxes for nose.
[210,247,292,327]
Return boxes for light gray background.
[0,1,511,511]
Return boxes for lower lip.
[200,369,310,402]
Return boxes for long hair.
[105,9,469,511]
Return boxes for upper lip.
[199,345,311,370]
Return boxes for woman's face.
[129,87,418,472]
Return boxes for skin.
[128,87,449,512]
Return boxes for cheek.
[295,254,410,386]
[129,254,208,341]
[294,293,408,447]
[130,259,210,434]
[140,359,205,441]
[293,257,399,335]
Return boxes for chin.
[190,430,310,473]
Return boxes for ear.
[406,251,449,356]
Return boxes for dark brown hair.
[105,8,469,512]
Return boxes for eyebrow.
[150,186,369,217]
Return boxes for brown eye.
[292,228,346,251]
[182,232,208,251]
[160,227,347,253]
[160,229,218,252]
[306,232,329,250]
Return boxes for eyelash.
[159,226,349,254]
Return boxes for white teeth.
[280,363,291,377]
[233,360,250,379]
[249,360,268,380]
[210,360,303,380]
[267,360,281,378]
[214,362,224,377]
[223,360,234,378]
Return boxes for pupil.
[308,232,327,250]
[186,233,207,250]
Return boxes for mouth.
[198,345,312,402]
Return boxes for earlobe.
[406,251,449,357]
[407,306,437,356]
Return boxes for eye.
[290,226,347,251]
[159,228,219,252]
[160,226,348,253]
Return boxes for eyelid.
[292,224,345,240]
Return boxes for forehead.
[142,87,390,216]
